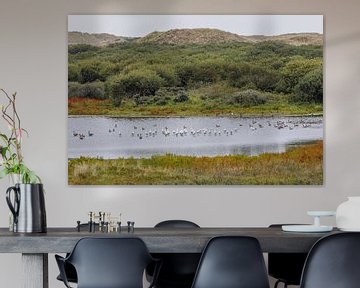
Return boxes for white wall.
[1,0,360,287]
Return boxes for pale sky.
[68,15,323,37]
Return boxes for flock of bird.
[72,118,321,141]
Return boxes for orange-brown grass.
[68,98,322,117]
[68,141,323,185]
[68,98,114,115]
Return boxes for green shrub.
[106,70,164,106]
[174,92,189,103]
[105,77,124,107]
[278,57,322,93]
[177,61,223,87]
[78,61,105,83]
[134,94,148,105]
[156,87,188,98]
[227,89,267,107]
[68,64,80,82]
[292,68,323,103]
[152,65,180,87]
[68,44,98,55]
[247,41,292,58]
[68,81,106,99]
[155,97,168,106]
[247,41,322,59]
[68,39,323,110]
[227,63,279,91]
[99,62,123,80]
[134,95,170,106]
[68,82,81,97]
[155,87,189,103]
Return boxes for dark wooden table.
[0,227,338,288]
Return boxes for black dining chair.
[191,236,270,288]
[55,237,161,288]
[147,220,201,288]
[300,232,360,288]
[268,224,308,288]
[56,223,99,284]
[56,262,77,284]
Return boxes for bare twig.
[0,88,23,165]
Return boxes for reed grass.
[68,98,322,117]
[68,141,323,185]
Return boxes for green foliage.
[247,41,292,59]
[99,62,124,79]
[68,40,323,111]
[277,57,322,93]
[105,76,124,107]
[134,87,188,106]
[151,64,179,86]
[0,89,41,183]
[72,61,123,84]
[68,44,98,55]
[0,163,41,184]
[79,61,104,83]
[227,89,267,107]
[247,41,322,60]
[106,70,164,106]
[293,68,323,103]
[227,63,279,91]
[68,64,80,82]
[155,87,188,101]
[68,81,106,99]
[177,60,225,87]
[174,91,189,102]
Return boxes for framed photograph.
[68,15,323,185]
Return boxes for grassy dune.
[68,141,323,185]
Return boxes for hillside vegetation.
[69,30,323,46]
[68,31,133,47]
[136,28,251,44]
[68,29,323,116]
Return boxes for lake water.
[68,116,323,159]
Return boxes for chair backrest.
[300,232,360,288]
[67,237,154,288]
[155,220,200,228]
[151,220,201,285]
[191,236,270,288]
[268,224,308,285]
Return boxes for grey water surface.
[68,116,323,159]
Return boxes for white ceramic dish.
[282,225,333,232]
[338,227,360,232]
[307,211,336,217]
